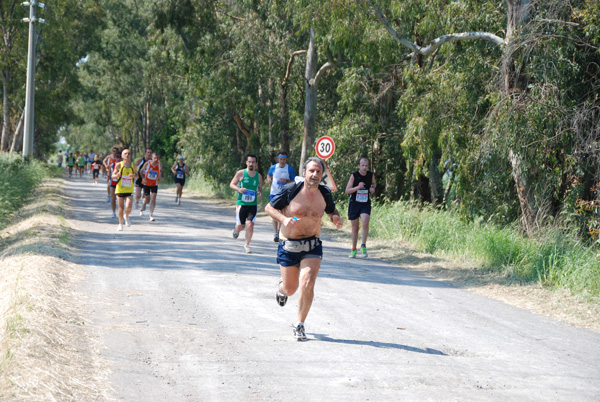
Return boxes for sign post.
[315,136,335,160]
[315,136,337,191]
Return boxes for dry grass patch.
[0,179,112,401]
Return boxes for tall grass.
[339,199,600,298]
[183,170,233,199]
[0,154,46,227]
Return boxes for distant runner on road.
[344,157,376,258]
[265,157,343,341]
[139,153,164,222]
[229,154,263,254]
[92,155,102,186]
[107,153,122,219]
[134,148,152,209]
[66,152,75,177]
[78,153,86,177]
[112,149,137,231]
[171,155,189,206]
[267,151,296,242]
[103,147,119,204]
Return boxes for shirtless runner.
[265,157,343,341]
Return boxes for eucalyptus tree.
[0,1,27,151]
[367,0,600,234]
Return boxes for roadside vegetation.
[357,200,600,300]
[0,164,110,400]
[0,154,47,227]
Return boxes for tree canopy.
[1,0,599,238]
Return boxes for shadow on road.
[312,333,448,355]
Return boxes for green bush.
[0,154,46,227]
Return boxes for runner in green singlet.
[229,154,263,254]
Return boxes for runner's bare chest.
[284,189,326,233]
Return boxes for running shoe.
[292,323,307,341]
[139,210,144,216]
[117,224,123,231]
[243,244,252,254]
[111,211,116,218]
[233,228,240,239]
[125,217,131,227]
[349,249,357,258]
[361,245,368,258]
[106,196,110,203]
[177,198,181,206]
[175,196,178,203]
[149,216,155,222]
[273,233,279,243]
[275,279,287,307]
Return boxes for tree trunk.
[235,126,246,165]
[145,101,151,147]
[443,169,455,207]
[504,0,538,235]
[509,149,538,235]
[429,157,444,206]
[10,110,24,153]
[280,83,290,154]
[417,174,431,204]
[1,72,11,151]
[300,27,318,170]
[267,78,273,150]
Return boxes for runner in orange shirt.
[139,153,164,222]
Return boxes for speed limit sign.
[315,136,335,160]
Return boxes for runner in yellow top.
[112,149,137,231]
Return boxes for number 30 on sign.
[315,136,335,160]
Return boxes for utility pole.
[21,1,45,160]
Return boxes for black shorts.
[174,178,186,187]
[235,205,257,225]
[135,177,144,188]
[277,237,323,267]
[93,170,99,179]
[116,193,132,198]
[348,200,371,220]
[144,185,158,196]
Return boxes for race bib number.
[176,171,184,179]
[242,190,256,203]
[148,170,158,180]
[121,176,132,187]
[356,189,369,203]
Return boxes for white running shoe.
[139,210,144,216]
[292,323,307,341]
[117,224,123,231]
[125,217,131,227]
[177,198,181,206]
[149,216,155,222]
[243,244,252,254]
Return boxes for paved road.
[65,175,600,401]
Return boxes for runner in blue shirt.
[267,151,296,242]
